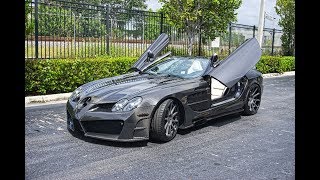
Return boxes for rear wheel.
[242,83,261,115]
[150,99,181,142]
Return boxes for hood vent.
[114,77,148,84]
[85,80,114,94]
[84,76,149,94]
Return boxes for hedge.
[25,56,294,96]
[256,56,295,74]
[25,57,137,96]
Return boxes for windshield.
[144,57,209,79]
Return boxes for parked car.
[66,33,263,142]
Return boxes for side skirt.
[179,108,244,129]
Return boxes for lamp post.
[72,11,76,53]
[257,0,265,47]
[264,12,277,55]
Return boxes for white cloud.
[146,0,162,11]
[236,0,281,29]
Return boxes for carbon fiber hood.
[76,72,183,103]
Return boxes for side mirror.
[147,50,154,61]
[210,53,219,67]
[211,53,218,63]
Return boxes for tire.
[150,99,181,142]
[242,82,262,115]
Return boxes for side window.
[149,58,176,73]
[159,60,177,71]
[187,60,203,74]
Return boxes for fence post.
[271,28,275,56]
[34,0,39,59]
[106,5,110,55]
[198,28,201,56]
[253,25,256,37]
[160,12,164,34]
[228,23,231,55]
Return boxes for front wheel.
[242,83,261,115]
[150,99,181,142]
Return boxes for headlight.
[111,99,129,112]
[123,97,143,111]
[111,97,143,112]
[70,87,82,101]
[76,97,91,109]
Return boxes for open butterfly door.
[204,38,262,88]
[131,33,169,72]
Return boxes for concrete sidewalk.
[25,71,295,106]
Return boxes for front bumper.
[66,100,154,142]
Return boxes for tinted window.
[144,57,209,78]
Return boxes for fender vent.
[190,101,211,111]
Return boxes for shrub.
[256,56,295,74]
[25,55,295,96]
[25,56,137,96]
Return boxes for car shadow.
[178,113,242,135]
[69,113,241,147]
[69,131,148,148]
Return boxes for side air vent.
[187,90,209,104]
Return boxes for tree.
[220,32,245,47]
[25,0,34,36]
[25,0,148,37]
[67,0,147,10]
[159,0,241,55]
[142,10,161,40]
[275,0,295,56]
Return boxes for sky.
[146,0,281,29]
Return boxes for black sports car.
[66,33,263,142]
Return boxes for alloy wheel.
[164,101,179,137]
[248,85,261,112]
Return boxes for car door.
[131,33,169,71]
[204,38,262,112]
[204,37,262,88]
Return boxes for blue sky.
[146,0,281,29]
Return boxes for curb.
[25,71,295,105]
[262,71,295,78]
[25,92,71,105]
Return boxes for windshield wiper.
[141,71,156,75]
[164,74,183,79]
[144,72,183,79]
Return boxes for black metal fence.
[228,23,283,56]
[25,0,283,59]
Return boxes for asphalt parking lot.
[25,75,295,180]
